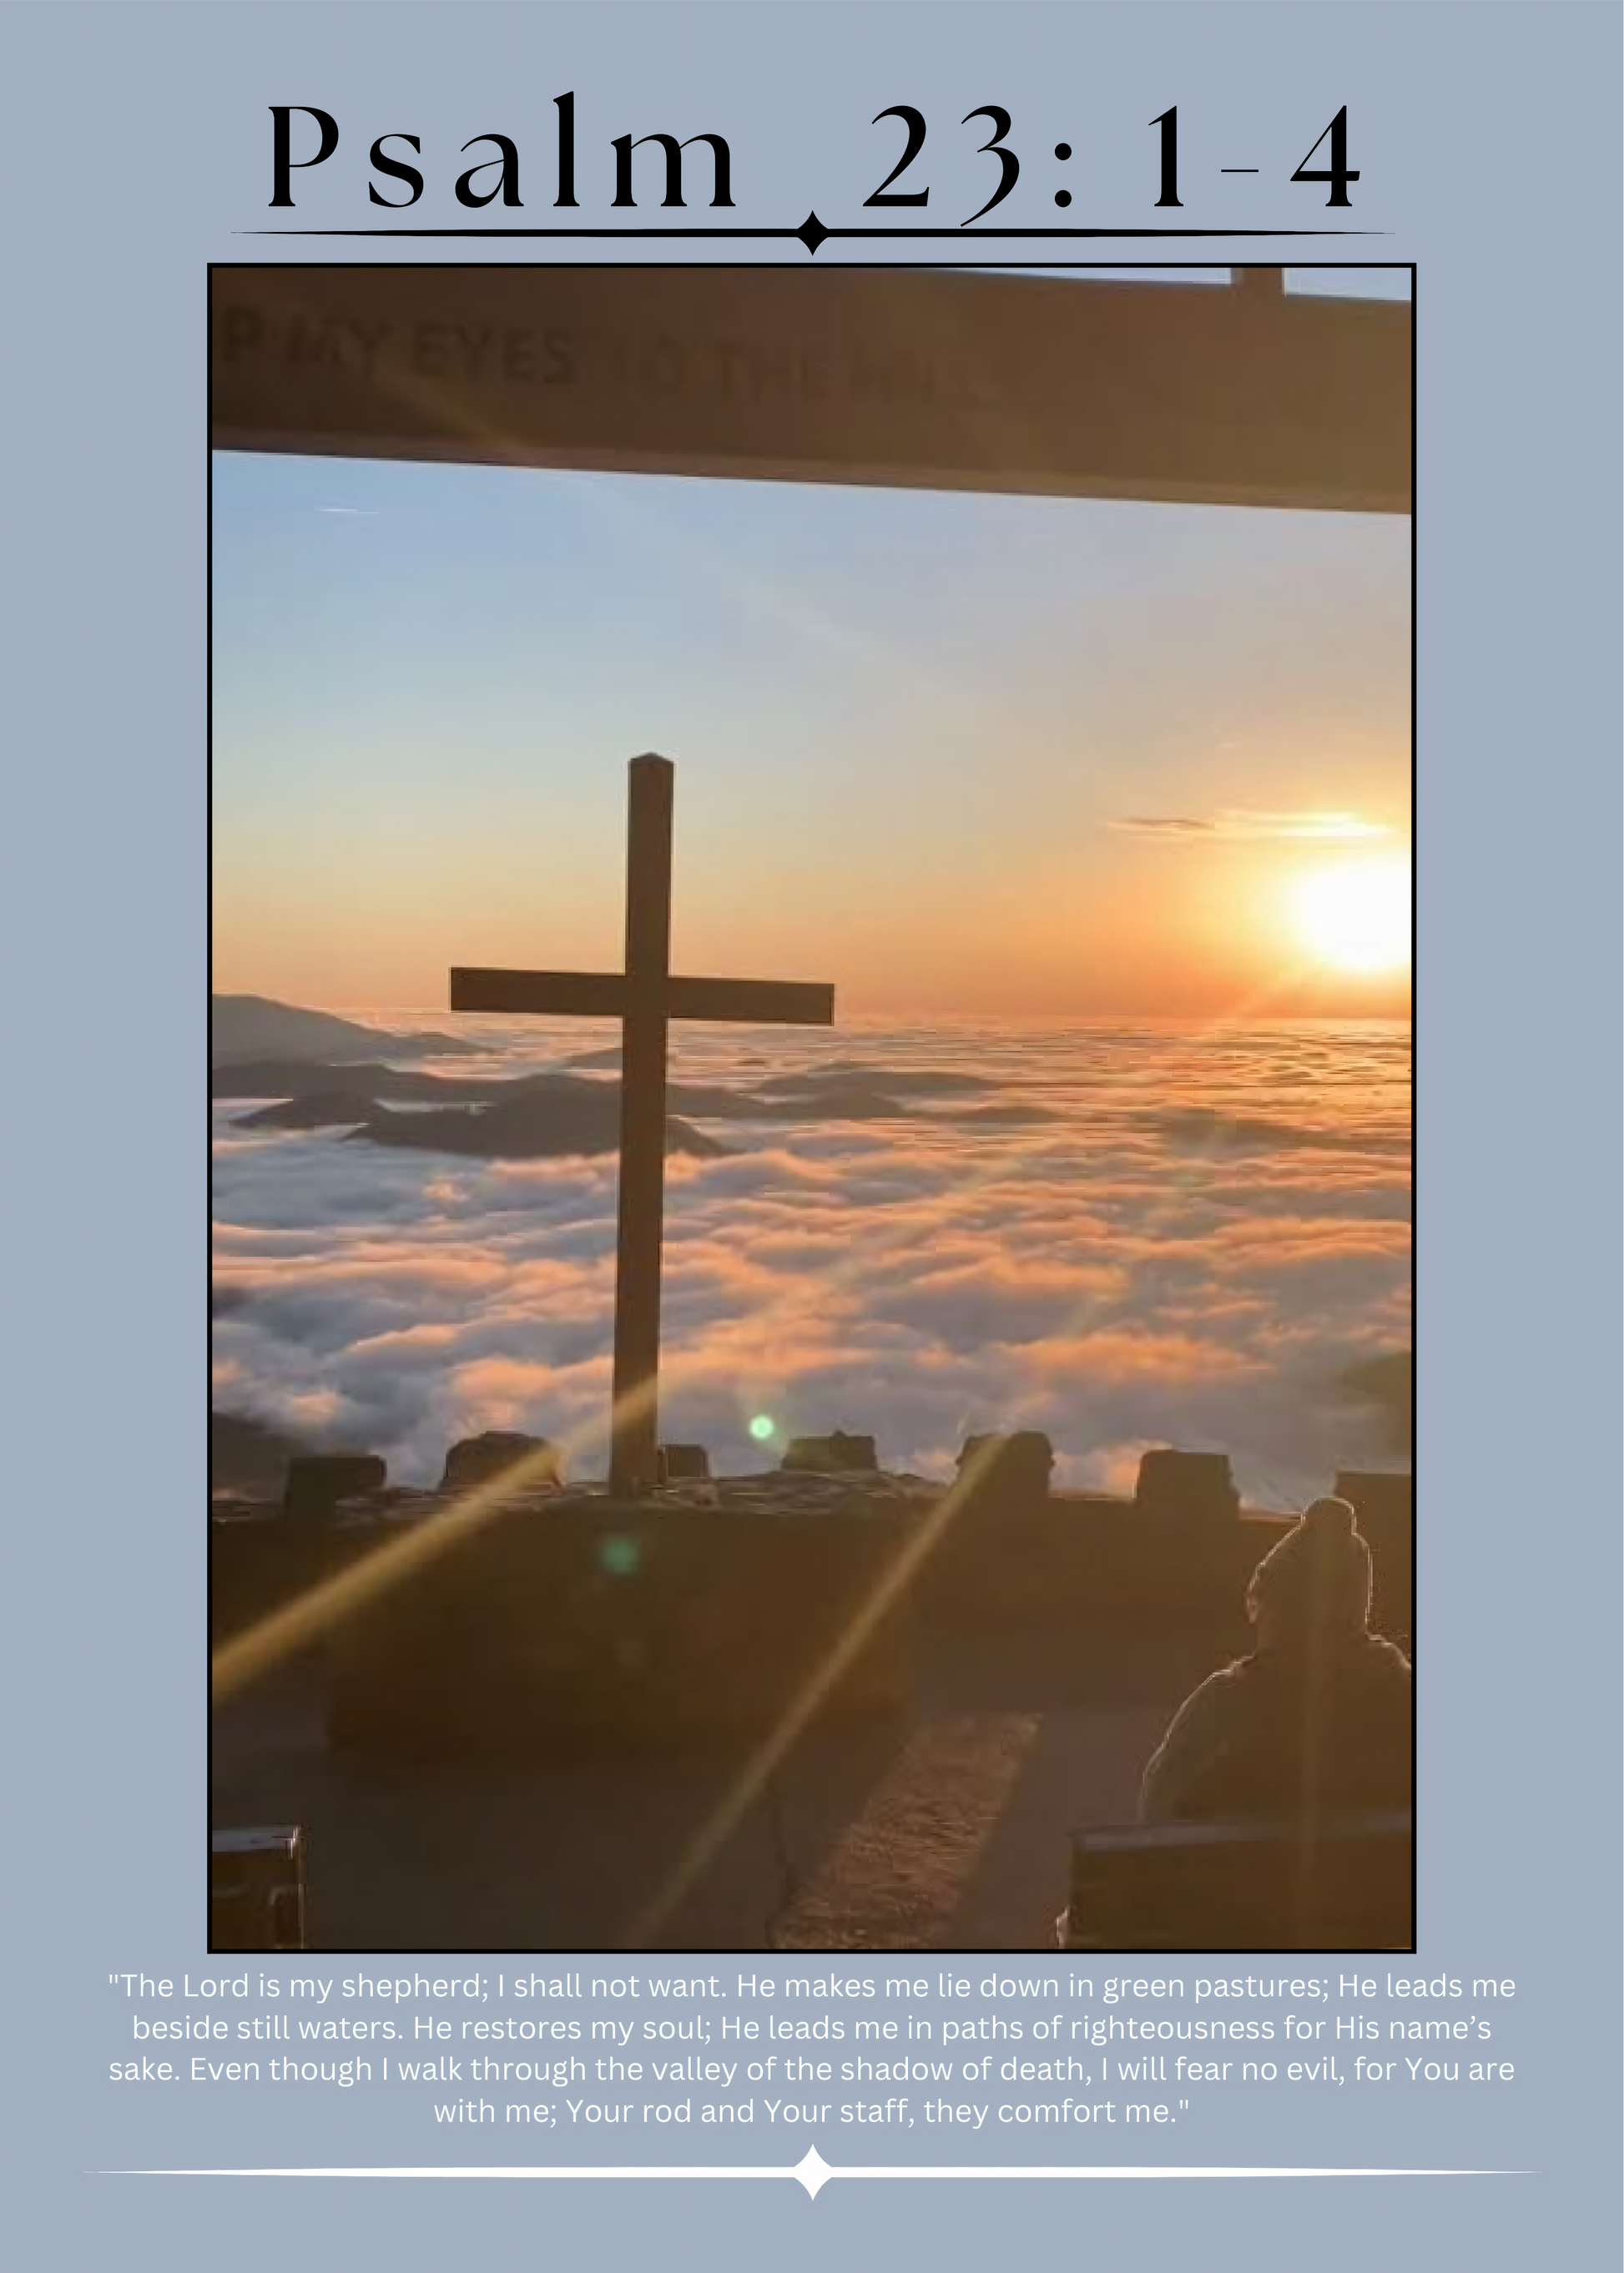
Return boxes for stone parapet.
[325,1484,920,1757]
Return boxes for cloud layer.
[211,1016,1411,1506]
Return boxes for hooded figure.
[1139,1497,1411,1824]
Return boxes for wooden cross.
[450,753,835,1497]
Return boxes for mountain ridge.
[212,993,477,1065]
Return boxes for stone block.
[956,1431,1055,1501]
[1134,1449,1239,1524]
[1060,1810,1413,1952]
[440,1432,564,1495]
[657,1443,711,1483]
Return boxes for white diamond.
[793,2145,835,2200]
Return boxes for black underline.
[243,224,1377,240]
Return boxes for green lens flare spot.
[598,1535,640,1578]
[749,1414,776,1443]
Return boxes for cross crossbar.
[451,753,836,1495]
[451,968,835,1026]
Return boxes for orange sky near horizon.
[212,454,1411,1022]
[214,820,1412,1022]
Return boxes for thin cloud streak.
[1110,809,1395,843]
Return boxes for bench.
[211,1826,306,1952]
[1057,1812,1413,1952]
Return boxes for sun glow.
[1291,855,1412,975]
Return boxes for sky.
[211,267,1412,1022]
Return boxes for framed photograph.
[210,262,1412,1956]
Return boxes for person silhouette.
[1139,1496,1411,1824]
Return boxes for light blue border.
[7,6,1617,2268]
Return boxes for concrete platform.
[209,1474,1410,1952]
[211,1621,1228,1954]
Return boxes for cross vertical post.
[612,756,674,1496]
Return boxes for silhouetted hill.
[344,1081,731,1161]
[730,1079,915,1121]
[234,1091,386,1131]
[211,1056,1052,1137]
[212,994,477,1066]
[214,1053,1059,1149]
[210,1057,829,1119]
[214,1059,505,1104]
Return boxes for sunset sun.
[1291,855,1412,975]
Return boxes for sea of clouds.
[210,1016,1410,1506]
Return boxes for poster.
[11,6,1619,2268]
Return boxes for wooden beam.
[450,968,627,1016]
[211,265,1410,515]
[449,968,835,1025]
[665,975,835,1026]
[611,756,674,1496]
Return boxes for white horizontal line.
[100,2166,1524,2181]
